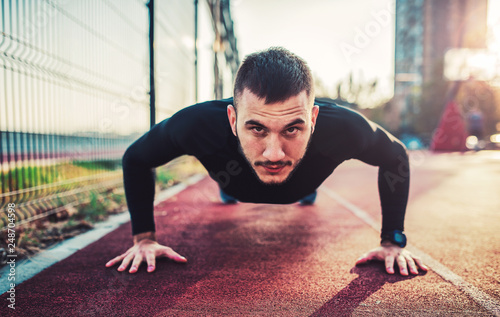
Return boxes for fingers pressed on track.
[413,256,429,272]
[163,247,187,263]
[385,255,395,274]
[129,254,144,273]
[106,254,125,267]
[355,253,370,265]
[146,251,156,273]
[397,255,409,276]
[118,253,135,272]
[405,255,419,275]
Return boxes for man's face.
[227,89,319,185]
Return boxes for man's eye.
[285,127,299,134]
[251,127,264,133]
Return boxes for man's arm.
[354,121,409,235]
[106,114,188,272]
[348,115,428,275]
[122,119,185,235]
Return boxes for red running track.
[1,151,499,316]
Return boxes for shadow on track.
[310,264,425,316]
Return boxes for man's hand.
[105,232,187,273]
[355,242,428,275]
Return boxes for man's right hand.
[105,232,187,273]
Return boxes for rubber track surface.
[1,151,499,316]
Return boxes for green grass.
[1,160,121,192]
[2,165,61,191]
[18,227,39,247]
[109,192,126,205]
[75,192,109,223]
[72,160,121,171]
[155,167,175,187]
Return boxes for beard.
[235,128,313,186]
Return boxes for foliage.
[110,192,126,205]
[72,160,121,171]
[75,191,110,223]
[314,72,388,109]
[155,167,176,188]
[2,165,61,192]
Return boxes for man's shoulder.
[172,98,233,118]
[168,98,233,129]
[166,98,234,155]
[312,98,374,159]
[314,98,369,127]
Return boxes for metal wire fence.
[0,0,149,229]
[0,0,239,230]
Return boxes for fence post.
[194,0,199,103]
[147,0,156,128]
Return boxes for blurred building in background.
[392,0,488,139]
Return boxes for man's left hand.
[355,242,428,275]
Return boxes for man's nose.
[262,134,285,162]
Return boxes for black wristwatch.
[381,230,407,248]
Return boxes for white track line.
[0,174,205,295]
[320,186,500,317]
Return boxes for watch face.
[394,232,407,246]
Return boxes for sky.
[231,0,500,107]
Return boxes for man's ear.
[311,105,319,133]
[227,105,237,136]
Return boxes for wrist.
[380,230,407,248]
[381,240,402,248]
[133,231,156,244]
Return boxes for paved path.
[1,151,499,316]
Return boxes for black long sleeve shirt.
[122,98,409,236]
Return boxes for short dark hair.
[233,47,314,108]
